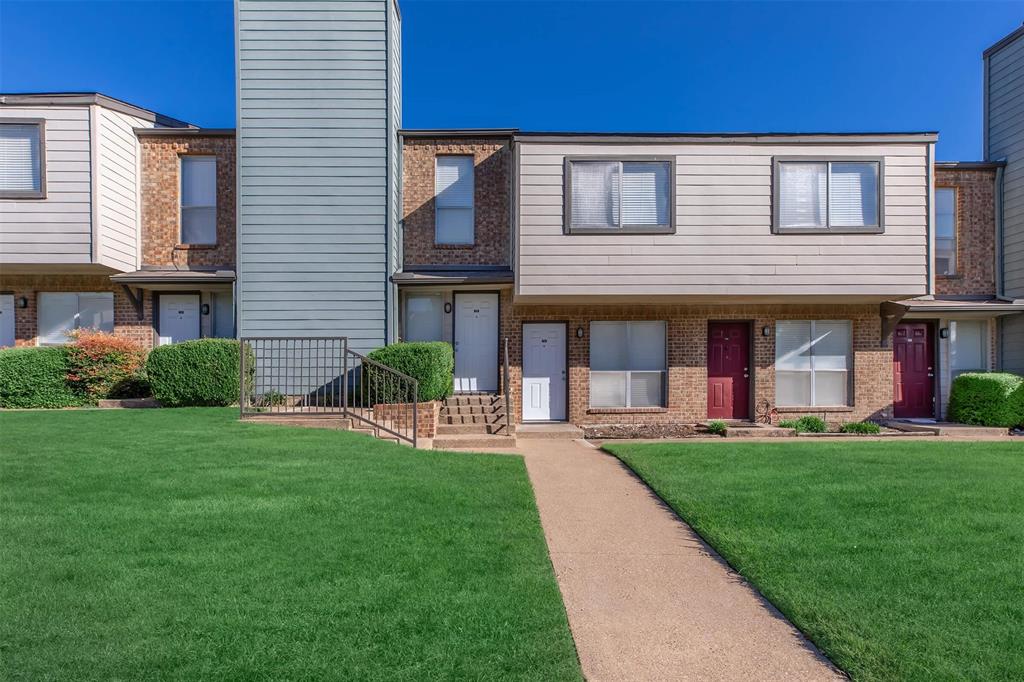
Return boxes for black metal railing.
[240,337,419,447]
[502,336,512,437]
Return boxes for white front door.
[454,292,498,392]
[523,322,566,421]
[0,294,14,348]
[159,294,201,345]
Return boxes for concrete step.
[436,423,515,435]
[884,420,1008,437]
[433,433,518,450]
[441,413,507,425]
[724,425,796,438]
[440,404,507,416]
[243,416,354,431]
[515,424,584,439]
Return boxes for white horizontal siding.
[516,141,930,299]
[0,106,92,264]
[237,0,392,351]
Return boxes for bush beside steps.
[146,339,243,407]
[948,372,1024,428]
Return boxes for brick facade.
[935,167,997,297]
[0,274,154,348]
[499,293,892,427]
[402,137,510,267]
[138,133,236,268]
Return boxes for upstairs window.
[0,121,44,199]
[435,155,474,245]
[935,188,957,276]
[567,159,673,233]
[775,159,881,233]
[180,156,217,244]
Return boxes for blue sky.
[1,1,1021,160]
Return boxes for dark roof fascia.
[135,128,235,138]
[391,269,514,285]
[935,160,1006,170]
[514,131,939,144]
[983,24,1024,59]
[110,269,236,284]
[399,128,518,139]
[0,92,192,128]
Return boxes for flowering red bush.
[65,330,148,402]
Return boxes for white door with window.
[523,323,566,421]
[0,294,14,347]
[159,294,200,345]
[454,292,498,392]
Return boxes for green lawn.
[606,440,1024,681]
[0,408,580,681]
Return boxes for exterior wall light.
[444,302,452,314]
[16,296,28,309]
[201,303,211,316]
[761,326,771,337]
[576,326,585,338]
[939,327,950,339]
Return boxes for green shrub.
[706,420,728,437]
[948,372,1024,428]
[779,415,828,433]
[365,342,454,403]
[146,339,243,407]
[840,421,882,435]
[0,347,86,408]
[108,372,152,399]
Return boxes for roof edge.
[399,128,518,138]
[935,160,1006,169]
[983,24,1024,59]
[135,127,235,137]
[0,92,193,128]
[513,131,938,144]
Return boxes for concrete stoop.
[884,420,1009,437]
[433,393,516,449]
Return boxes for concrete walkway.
[518,438,843,681]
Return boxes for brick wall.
[402,137,510,267]
[500,295,892,426]
[935,167,997,296]
[139,134,236,268]
[0,274,154,347]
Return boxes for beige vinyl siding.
[237,0,394,351]
[517,141,930,300]
[0,106,92,265]
[986,29,1024,373]
[95,107,150,272]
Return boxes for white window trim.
[179,155,218,245]
[935,187,958,277]
[0,119,46,199]
[772,156,884,234]
[589,321,667,408]
[564,156,676,235]
[775,320,853,407]
[434,155,475,245]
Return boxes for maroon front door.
[707,322,750,420]
[893,322,934,418]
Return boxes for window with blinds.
[0,122,44,198]
[181,156,217,244]
[590,321,666,408]
[435,155,474,244]
[568,159,672,232]
[37,293,114,345]
[775,320,851,407]
[935,188,957,276]
[775,160,880,232]
[950,320,986,378]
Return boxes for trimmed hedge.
[0,347,86,408]
[146,339,243,407]
[948,372,1024,428]
[365,342,454,403]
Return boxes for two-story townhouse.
[985,24,1024,375]
[399,131,938,430]
[0,93,237,348]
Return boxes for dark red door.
[893,322,934,418]
[707,322,750,420]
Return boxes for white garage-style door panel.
[159,294,201,345]
[0,294,14,348]
[454,292,498,392]
[523,322,567,421]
